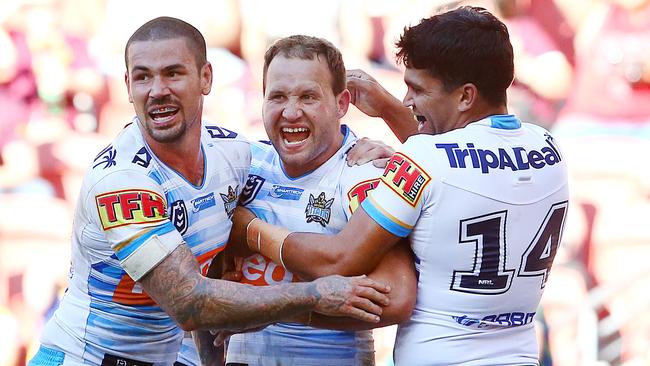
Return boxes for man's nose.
[402,92,413,108]
[282,99,303,120]
[150,76,171,99]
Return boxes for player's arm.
[139,242,390,332]
[191,251,227,366]
[236,205,402,280]
[347,69,418,142]
[301,239,416,330]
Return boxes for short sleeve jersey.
[37,120,250,365]
[226,125,381,366]
[361,115,569,366]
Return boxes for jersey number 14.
[451,201,568,295]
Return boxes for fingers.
[353,275,390,300]
[338,302,382,323]
[327,275,391,323]
[346,69,375,82]
[346,138,396,167]
[212,330,232,347]
[372,157,390,169]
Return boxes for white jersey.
[361,115,569,366]
[31,120,250,366]
[226,125,379,366]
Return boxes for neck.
[142,125,205,186]
[459,104,509,128]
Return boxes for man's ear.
[337,89,351,119]
[458,83,478,112]
[125,71,133,103]
[201,62,213,95]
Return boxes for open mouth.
[415,115,427,129]
[148,106,179,123]
[281,127,310,146]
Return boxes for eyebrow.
[130,64,187,73]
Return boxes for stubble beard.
[143,119,187,143]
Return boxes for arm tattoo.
[141,245,320,332]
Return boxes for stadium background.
[1,0,649,365]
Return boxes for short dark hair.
[263,35,346,95]
[125,16,207,70]
[396,6,514,106]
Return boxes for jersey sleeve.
[339,162,384,220]
[360,138,434,237]
[84,169,183,281]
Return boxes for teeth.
[284,138,306,145]
[282,127,308,133]
[150,107,178,115]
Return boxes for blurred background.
[1,0,649,365]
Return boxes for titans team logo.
[169,200,188,235]
[305,192,334,227]
[239,175,265,206]
[220,185,239,219]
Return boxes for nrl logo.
[170,200,188,235]
[220,185,238,219]
[305,192,334,227]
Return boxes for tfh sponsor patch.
[96,189,167,230]
[381,153,431,207]
[347,178,379,214]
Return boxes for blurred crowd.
[1,0,649,365]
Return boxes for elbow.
[163,278,227,332]
[395,293,416,323]
[176,319,197,332]
[168,303,203,332]
[383,291,416,325]
[381,274,417,325]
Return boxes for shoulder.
[340,162,383,214]
[85,123,155,186]
[202,123,250,146]
[201,122,252,163]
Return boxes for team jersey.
[226,125,379,366]
[31,119,250,366]
[361,115,569,366]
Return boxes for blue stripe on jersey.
[86,312,168,337]
[251,140,273,160]
[114,223,176,261]
[489,114,521,130]
[148,169,165,186]
[90,300,164,318]
[182,225,226,249]
[28,345,65,366]
[90,255,123,278]
[361,198,412,237]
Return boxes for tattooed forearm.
[141,245,318,332]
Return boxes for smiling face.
[262,55,349,177]
[402,67,462,135]
[125,37,212,146]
